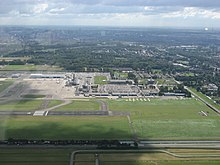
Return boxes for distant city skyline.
[0,0,220,28]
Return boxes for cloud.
[67,0,220,7]
[0,0,220,27]
[144,6,155,11]
[162,7,220,19]
[32,3,49,14]
[49,8,65,13]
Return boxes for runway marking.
[45,111,49,116]
[33,111,45,116]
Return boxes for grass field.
[0,80,14,93]
[0,148,219,165]
[1,98,220,140]
[107,98,220,140]
[189,87,220,110]
[101,161,220,165]
[94,76,108,84]
[55,100,100,111]
[0,100,63,111]
[75,149,220,165]
[0,148,70,165]
[156,78,177,85]
[114,72,128,79]
[0,65,63,71]
[47,100,63,108]
[0,116,131,140]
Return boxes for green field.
[0,65,63,71]
[0,148,219,165]
[156,78,177,85]
[189,87,220,110]
[76,149,220,165]
[55,100,100,111]
[0,100,63,111]
[107,98,220,140]
[0,80,14,93]
[47,100,63,108]
[102,161,220,165]
[94,76,108,84]
[0,116,131,140]
[114,72,128,79]
[0,148,70,165]
[1,98,220,140]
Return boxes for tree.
[128,72,136,79]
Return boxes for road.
[68,140,220,165]
[96,100,109,111]
[174,80,220,114]
[186,87,220,114]
[138,140,220,149]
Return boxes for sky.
[0,0,220,28]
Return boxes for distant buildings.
[203,84,218,92]
[111,67,133,73]
[108,80,134,85]
[147,79,155,85]
[11,74,21,78]
[30,74,64,79]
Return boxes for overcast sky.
[0,0,220,28]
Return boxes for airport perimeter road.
[185,87,220,114]
[69,148,220,165]
[96,100,109,111]
[139,140,220,149]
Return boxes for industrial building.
[30,74,65,79]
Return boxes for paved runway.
[0,111,33,116]
[0,110,129,116]
[49,111,109,116]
